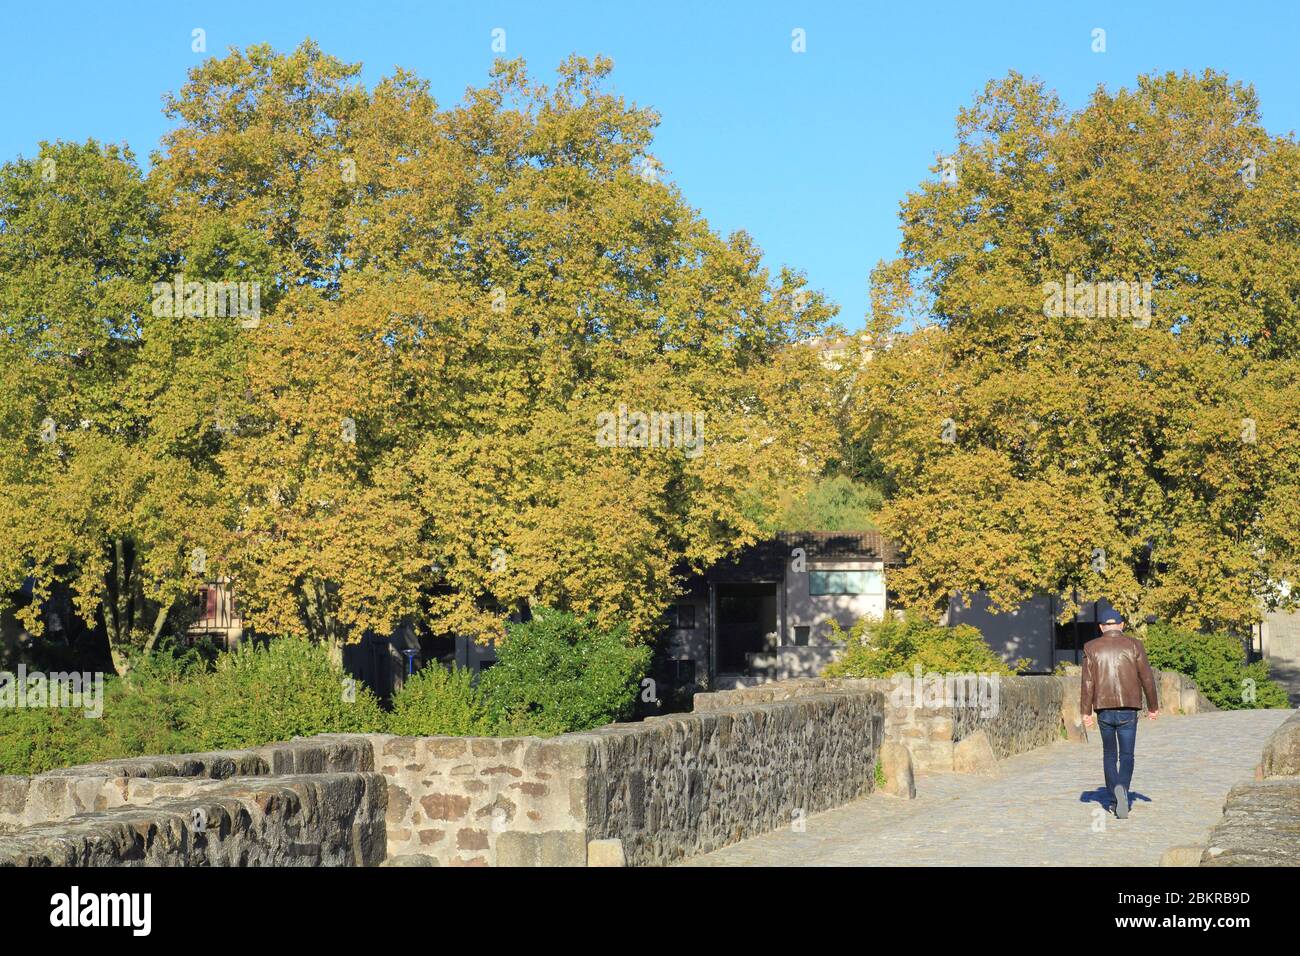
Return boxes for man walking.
[1080,614,1159,818]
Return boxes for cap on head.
[1100,614,1124,632]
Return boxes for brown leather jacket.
[1080,632,1159,716]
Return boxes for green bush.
[0,650,204,775]
[0,699,104,775]
[183,636,385,750]
[478,607,652,736]
[1142,622,1290,710]
[97,650,205,760]
[822,610,1015,678]
[388,663,489,736]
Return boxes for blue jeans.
[1096,708,1139,797]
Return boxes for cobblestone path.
[681,708,1295,866]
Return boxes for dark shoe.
[1114,784,1129,819]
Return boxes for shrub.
[183,636,385,750]
[1142,622,1290,710]
[822,610,1015,678]
[96,649,205,760]
[0,649,204,775]
[0,699,103,775]
[388,663,489,736]
[478,607,652,736]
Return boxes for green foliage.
[183,636,385,750]
[478,607,651,736]
[873,758,886,789]
[1142,622,1290,710]
[0,697,103,776]
[763,474,883,532]
[0,139,233,675]
[0,613,657,773]
[94,649,204,759]
[0,45,844,659]
[388,663,490,737]
[860,70,1300,632]
[823,610,1015,678]
[0,649,204,776]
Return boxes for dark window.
[1054,616,1083,651]
[195,586,215,623]
[662,604,697,629]
[792,625,811,646]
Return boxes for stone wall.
[0,688,886,867]
[375,687,885,866]
[580,689,884,866]
[1198,710,1300,866]
[0,735,372,831]
[0,771,386,866]
[693,669,1207,773]
[694,675,1062,772]
[374,734,589,867]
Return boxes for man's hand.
[1083,713,1094,728]
[1148,710,1158,721]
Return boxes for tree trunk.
[301,577,344,668]
[144,600,171,655]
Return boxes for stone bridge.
[682,708,1296,866]
[1,671,1297,866]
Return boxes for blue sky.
[4,1,1298,328]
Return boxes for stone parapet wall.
[578,689,884,866]
[374,687,885,866]
[374,734,589,867]
[0,771,386,866]
[693,669,1207,773]
[950,675,1063,761]
[1200,775,1300,866]
[0,689,886,866]
[694,675,1060,771]
[1260,709,1300,778]
[1164,709,1300,867]
[0,735,372,831]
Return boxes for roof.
[774,531,898,563]
[701,530,899,584]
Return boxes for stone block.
[1261,711,1300,778]
[1159,845,1205,867]
[952,730,999,776]
[878,742,916,799]
[382,853,440,866]
[496,830,586,867]
[1060,691,1087,743]
[587,838,626,867]
[0,777,29,820]
[419,793,470,821]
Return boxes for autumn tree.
[0,141,234,673]
[860,70,1300,632]
[144,42,838,655]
